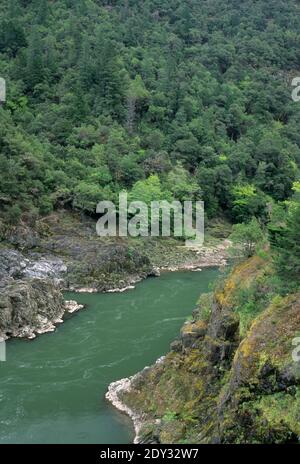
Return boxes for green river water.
[0,269,219,444]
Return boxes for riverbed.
[0,269,219,444]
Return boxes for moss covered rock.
[219,294,300,443]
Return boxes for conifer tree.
[26,28,45,89]
[274,200,300,288]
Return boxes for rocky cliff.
[107,256,300,444]
[0,278,66,340]
[0,247,87,340]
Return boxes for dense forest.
[1,0,300,278]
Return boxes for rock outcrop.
[0,248,67,284]
[0,278,66,340]
[218,293,300,443]
[0,248,81,341]
[33,212,156,292]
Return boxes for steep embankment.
[107,256,300,444]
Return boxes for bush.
[5,204,22,225]
[230,218,265,258]
[273,200,300,289]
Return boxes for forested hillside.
[1,0,300,225]
[1,1,300,445]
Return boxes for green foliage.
[162,410,178,423]
[231,184,270,223]
[73,182,113,214]
[129,175,172,205]
[196,292,213,322]
[6,204,22,225]
[0,0,300,228]
[165,162,201,202]
[273,197,300,289]
[231,268,281,336]
[230,218,265,258]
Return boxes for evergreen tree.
[0,0,300,226]
[126,75,149,134]
[25,28,45,89]
[79,37,93,89]
[93,30,125,115]
[0,0,26,55]
[36,0,49,24]
[274,201,300,288]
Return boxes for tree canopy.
[0,0,300,224]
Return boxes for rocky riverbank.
[106,256,300,444]
[106,357,166,444]
[0,211,230,341]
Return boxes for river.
[0,269,219,444]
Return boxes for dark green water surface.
[0,269,219,444]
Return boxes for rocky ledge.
[106,357,166,444]
[159,242,229,272]
[0,278,63,340]
[0,280,85,341]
